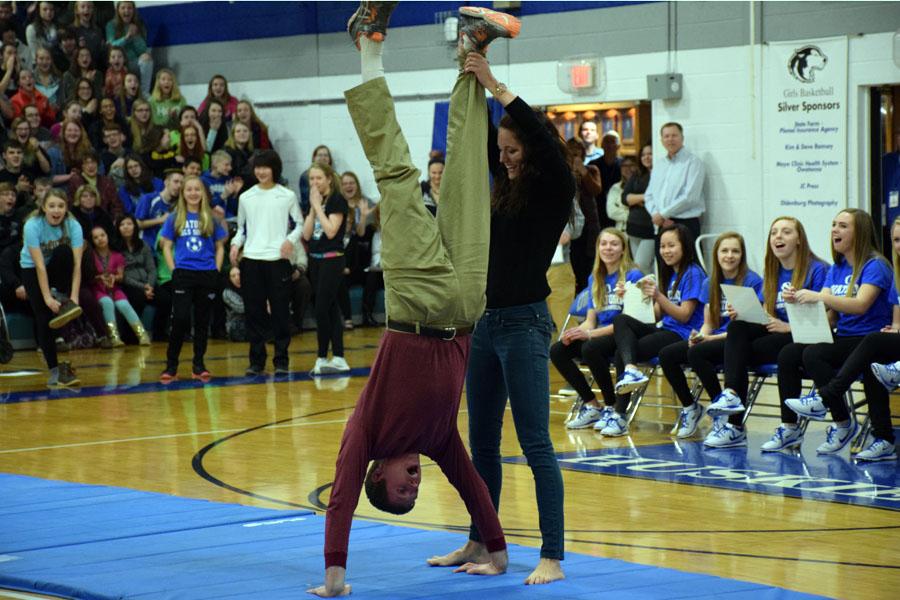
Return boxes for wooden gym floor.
[0,327,897,599]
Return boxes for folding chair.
[556,286,595,423]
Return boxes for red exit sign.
[570,64,594,89]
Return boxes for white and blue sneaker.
[614,367,649,394]
[310,357,330,376]
[855,438,897,462]
[816,422,858,455]
[599,412,629,437]
[592,406,615,431]
[328,356,351,373]
[785,391,828,421]
[704,422,747,448]
[675,402,704,438]
[567,404,602,429]
[760,424,804,452]
[706,389,745,416]
[871,360,900,391]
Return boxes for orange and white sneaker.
[458,6,521,54]
[347,1,398,49]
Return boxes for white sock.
[360,37,384,83]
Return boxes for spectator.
[25,2,59,69]
[70,182,113,240]
[298,144,332,215]
[60,46,102,105]
[579,119,602,164]
[114,70,141,119]
[148,68,185,129]
[99,122,128,184]
[289,233,312,335]
[198,98,227,154]
[127,98,164,157]
[338,170,374,329]
[49,100,83,140]
[198,74,237,120]
[71,1,106,69]
[23,104,52,143]
[103,45,127,98]
[223,265,247,342]
[135,168,182,248]
[72,76,99,129]
[421,157,442,216]
[181,156,202,178]
[0,43,21,100]
[0,183,27,314]
[645,122,705,241]
[587,130,621,231]
[68,151,121,217]
[200,149,241,219]
[233,100,271,150]
[223,121,253,181]
[10,116,51,177]
[50,26,77,73]
[150,228,171,340]
[0,140,38,208]
[606,155,637,231]
[565,138,601,295]
[47,118,92,186]
[0,2,24,46]
[89,96,129,150]
[175,120,208,172]
[115,213,155,320]
[0,182,22,255]
[32,47,61,111]
[105,0,152,96]
[16,176,50,221]
[11,69,56,126]
[117,153,161,215]
[624,143,656,274]
[361,204,383,327]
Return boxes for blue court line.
[0,367,371,405]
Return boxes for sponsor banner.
[763,37,848,258]
[503,443,900,510]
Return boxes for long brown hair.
[491,110,571,216]
[831,208,885,298]
[892,216,900,295]
[590,228,637,308]
[708,232,749,330]
[763,216,815,314]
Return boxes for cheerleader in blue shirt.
[781,209,894,455]
[658,232,763,441]
[549,228,644,430]
[708,216,828,449]
[600,223,706,436]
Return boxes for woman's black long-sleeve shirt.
[486,97,575,309]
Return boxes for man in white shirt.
[229,150,303,376]
[644,122,705,241]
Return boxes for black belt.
[386,319,473,341]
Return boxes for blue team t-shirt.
[824,256,894,336]
[19,216,84,268]
[160,211,227,272]
[200,171,235,218]
[889,280,899,307]
[774,259,829,323]
[135,193,177,249]
[699,270,764,335]
[660,263,706,339]
[591,268,645,326]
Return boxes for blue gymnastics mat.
[0,474,826,600]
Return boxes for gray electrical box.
[647,73,683,100]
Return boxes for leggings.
[610,313,682,413]
[658,338,727,407]
[309,255,346,358]
[818,331,898,443]
[21,245,75,370]
[549,334,618,404]
[98,295,140,325]
[166,269,217,371]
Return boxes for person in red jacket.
[309,3,520,597]
[11,69,56,127]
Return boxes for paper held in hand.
[785,301,833,344]
[720,284,768,325]
[623,281,655,324]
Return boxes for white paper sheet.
[623,281,656,324]
[785,301,833,344]
[720,284,769,325]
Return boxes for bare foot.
[524,558,564,585]
[427,540,489,567]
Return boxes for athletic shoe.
[785,391,828,421]
[599,412,628,437]
[458,6,521,54]
[245,365,265,377]
[706,389,745,417]
[855,438,897,462]
[54,362,79,387]
[592,406,615,431]
[674,402,704,438]
[760,424,804,452]
[347,1,398,48]
[191,367,211,382]
[703,422,747,448]
[871,360,900,391]
[274,365,291,376]
[558,386,578,396]
[160,369,178,384]
[329,356,351,373]
[48,296,83,330]
[566,404,602,430]
[614,367,648,394]
[816,422,858,455]
[310,357,330,376]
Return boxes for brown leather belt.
[386,319,473,341]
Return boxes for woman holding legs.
[778,209,894,454]
[549,227,643,430]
